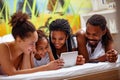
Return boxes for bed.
[0,55,119,80]
[0,34,120,80]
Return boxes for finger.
[77,55,83,58]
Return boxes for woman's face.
[35,37,48,59]
[50,31,68,49]
[19,31,38,54]
[85,23,105,47]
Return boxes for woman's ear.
[16,36,22,43]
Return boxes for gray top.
[33,53,50,67]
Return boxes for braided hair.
[49,19,73,59]
[9,11,36,40]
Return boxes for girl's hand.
[46,59,64,70]
[76,55,85,65]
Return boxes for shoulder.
[0,43,10,64]
[0,43,8,52]
[75,29,86,42]
[75,29,85,38]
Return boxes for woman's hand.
[76,55,85,65]
[106,49,118,62]
[46,59,64,70]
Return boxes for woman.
[49,19,85,65]
[0,12,63,76]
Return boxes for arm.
[0,44,63,76]
[21,52,33,69]
[76,30,89,62]
[104,40,118,62]
[90,41,118,62]
[47,44,55,61]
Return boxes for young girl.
[0,12,63,76]
[49,19,85,65]
[31,30,55,67]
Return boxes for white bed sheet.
[0,34,14,43]
[0,59,119,80]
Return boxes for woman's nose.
[32,46,36,52]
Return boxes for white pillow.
[0,34,14,43]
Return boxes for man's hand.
[106,49,118,62]
[76,55,85,65]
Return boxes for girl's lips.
[55,44,60,48]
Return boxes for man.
[76,14,118,62]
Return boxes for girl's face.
[50,31,68,49]
[85,23,105,47]
[35,37,48,58]
[19,31,38,54]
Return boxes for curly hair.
[9,11,36,39]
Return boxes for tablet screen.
[60,51,78,67]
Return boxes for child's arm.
[47,44,55,61]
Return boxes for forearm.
[96,55,107,62]
[48,51,55,61]
[89,55,107,62]
[8,65,49,76]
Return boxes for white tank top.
[86,41,105,59]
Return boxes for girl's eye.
[59,38,64,40]
[38,47,43,50]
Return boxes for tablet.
[60,51,78,67]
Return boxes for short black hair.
[86,14,106,30]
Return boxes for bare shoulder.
[75,29,85,37]
[75,29,86,42]
[0,43,10,64]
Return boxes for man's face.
[85,23,105,47]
